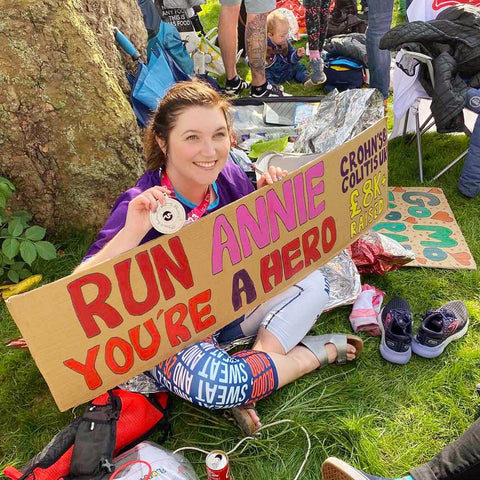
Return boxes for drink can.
[205,450,231,480]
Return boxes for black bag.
[324,56,365,92]
[327,0,367,37]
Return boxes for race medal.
[149,197,186,234]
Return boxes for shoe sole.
[251,92,291,98]
[322,457,371,480]
[378,307,411,365]
[304,78,326,88]
[412,320,469,358]
[224,88,244,96]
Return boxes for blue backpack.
[139,0,194,75]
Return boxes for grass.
[1,3,480,480]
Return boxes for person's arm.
[74,185,171,274]
[289,40,304,64]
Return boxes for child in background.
[265,10,309,86]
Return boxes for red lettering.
[164,303,191,347]
[322,216,337,253]
[129,318,161,361]
[150,237,194,301]
[260,250,283,293]
[63,345,102,390]
[281,237,303,280]
[251,369,275,398]
[189,289,216,333]
[114,252,160,316]
[105,337,134,374]
[302,227,321,267]
[163,355,177,377]
[251,375,264,398]
[245,354,264,376]
[67,273,123,338]
[266,368,275,390]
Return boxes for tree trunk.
[0,0,149,233]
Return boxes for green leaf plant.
[0,177,57,284]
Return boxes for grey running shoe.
[322,457,391,480]
[412,300,469,358]
[378,297,413,365]
[224,75,250,96]
[305,57,326,87]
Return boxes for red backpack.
[4,389,169,480]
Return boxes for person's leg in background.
[244,0,285,97]
[245,11,269,88]
[304,0,330,86]
[365,0,394,100]
[458,88,480,198]
[219,0,285,97]
[321,417,480,480]
[218,2,250,95]
[411,416,480,480]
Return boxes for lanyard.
[161,171,211,224]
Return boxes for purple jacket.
[84,162,255,260]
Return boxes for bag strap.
[68,390,120,480]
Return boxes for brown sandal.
[228,403,259,435]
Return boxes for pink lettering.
[211,215,242,275]
[236,197,270,258]
[305,162,325,219]
[266,179,297,242]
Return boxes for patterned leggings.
[149,341,278,409]
[304,0,332,52]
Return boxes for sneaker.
[306,57,327,86]
[224,75,250,96]
[322,457,391,480]
[412,301,468,358]
[378,297,413,364]
[251,82,290,98]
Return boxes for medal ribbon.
[161,171,211,224]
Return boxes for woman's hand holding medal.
[124,186,181,239]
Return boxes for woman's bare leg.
[242,328,358,428]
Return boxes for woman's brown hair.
[144,80,232,171]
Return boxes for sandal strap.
[300,334,349,367]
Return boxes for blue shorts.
[149,341,278,409]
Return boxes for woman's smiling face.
[162,105,231,189]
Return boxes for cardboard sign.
[7,119,388,411]
[373,186,476,269]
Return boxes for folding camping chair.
[400,49,473,183]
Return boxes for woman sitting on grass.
[73,80,363,434]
